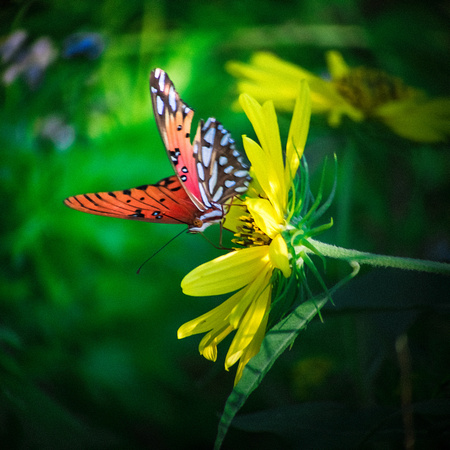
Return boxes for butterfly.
[64,68,251,232]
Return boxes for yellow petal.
[229,263,272,329]
[181,246,270,296]
[246,197,282,238]
[229,51,362,124]
[234,309,269,385]
[201,342,218,362]
[375,97,450,143]
[222,198,247,233]
[199,324,234,361]
[239,94,280,156]
[242,136,285,219]
[177,289,244,338]
[326,50,350,79]
[269,234,291,278]
[225,272,272,370]
[246,167,265,198]
[226,52,318,112]
[285,79,311,190]
[239,94,286,212]
[249,52,317,82]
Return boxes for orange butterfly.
[65,69,250,232]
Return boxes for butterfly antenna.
[136,228,187,274]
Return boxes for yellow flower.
[226,51,450,143]
[178,80,312,385]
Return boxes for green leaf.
[214,294,329,450]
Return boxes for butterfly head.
[187,205,225,233]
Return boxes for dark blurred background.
[1,0,449,448]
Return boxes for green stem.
[296,239,450,275]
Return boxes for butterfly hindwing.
[64,176,200,226]
[194,117,250,208]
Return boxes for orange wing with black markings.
[64,176,201,226]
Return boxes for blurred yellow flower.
[227,51,450,143]
[178,80,313,385]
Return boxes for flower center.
[232,214,271,247]
[333,67,414,114]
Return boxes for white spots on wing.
[150,86,157,94]
[212,186,224,203]
[220,133,230,146]
[224,180,236,188]
[158,71,165,92]
[237,156,249,169]
[193,141,199,155]
[208,161,218,194]
[203,117,213,130]
[154,68,161,78]
[234,169,249,178]
[232,149,240,157]
[235,186,248,193]
[202,145,212,167]
[197,162,205,181]
[198,183,211,208]
[224,165,234,174]
[204,127,216,146]
[168,85,176,112]
[219,156,228,166]
[157,96,164,116]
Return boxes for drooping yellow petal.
[269,234,291,278]
[225,270,272,370]
[326,50,350,80]
[177,289,245,338]
[285,79,311,192]
[181,246,270,296]
[199,324,234,361]
[375,97,450,143]
[234,307,269,385]
[229,262,272,329]
[246,197,282,238]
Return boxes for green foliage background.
[1,0,449,448]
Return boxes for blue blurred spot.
[63,32,105,59]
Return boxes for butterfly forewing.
[150,69,204,210]
[195,118,251,206]
[64,176,200,226]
